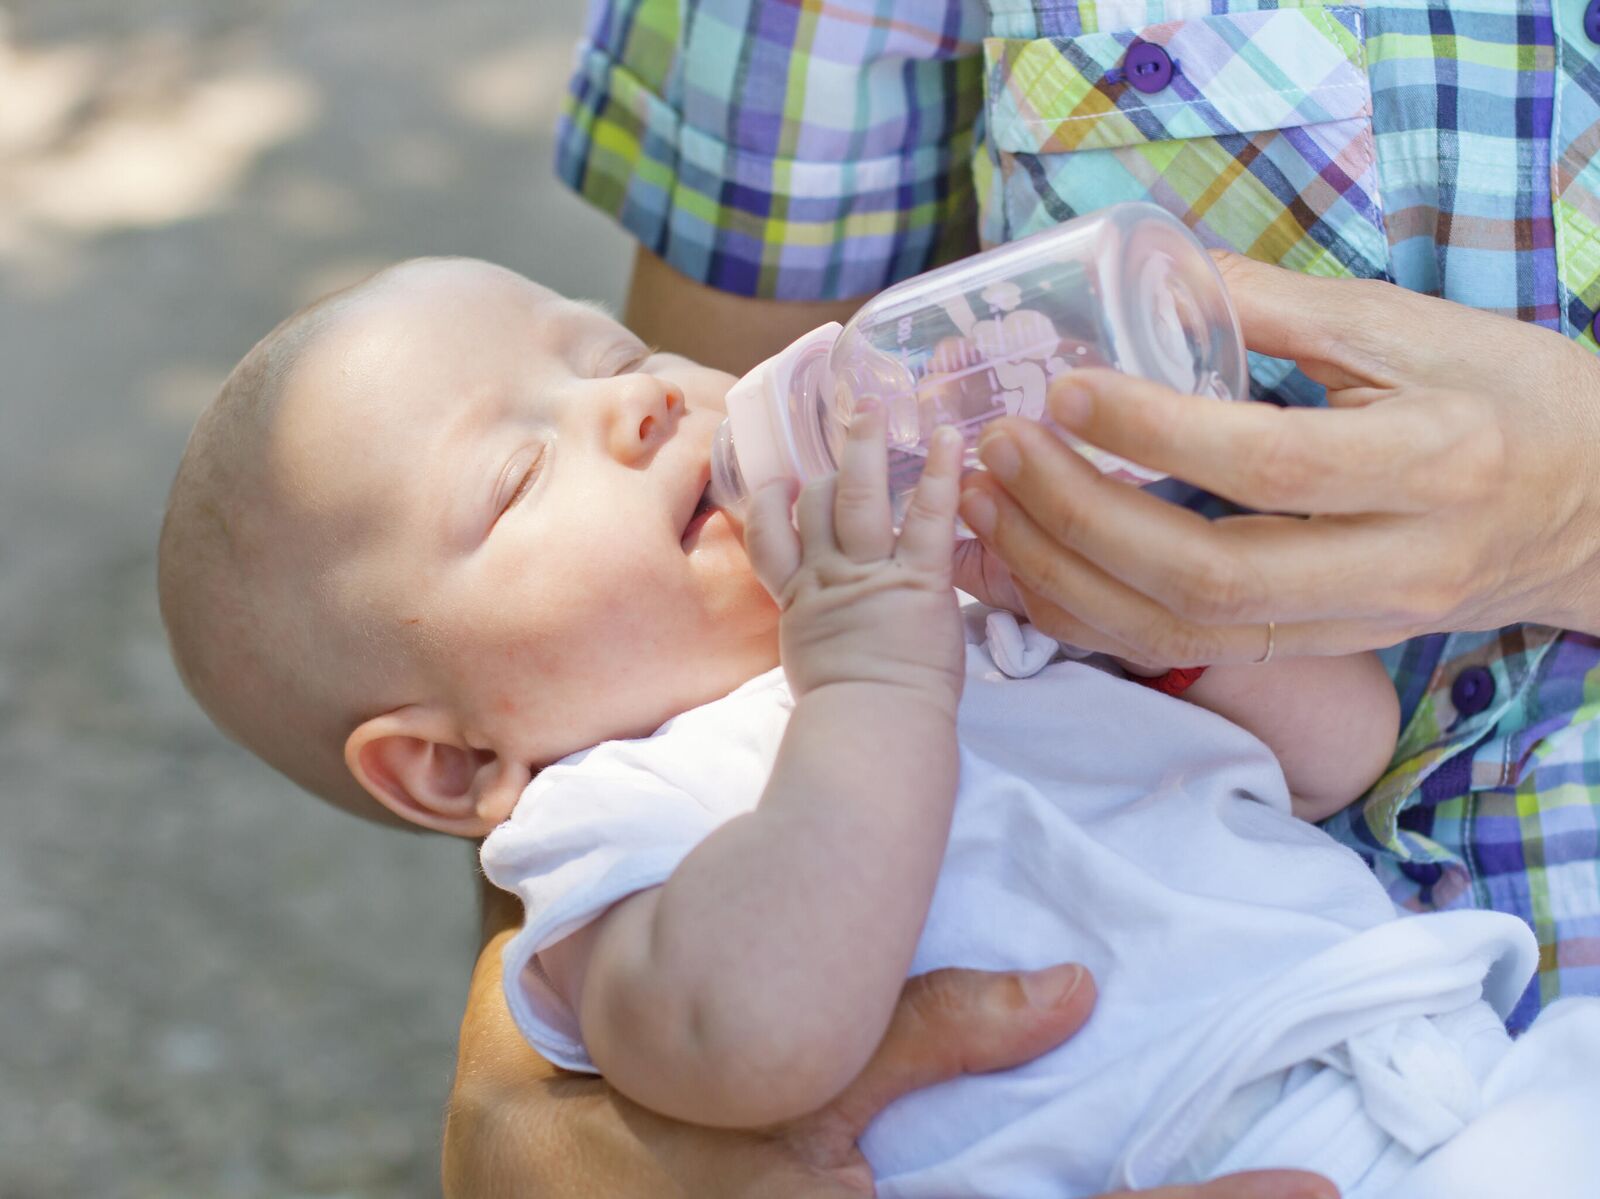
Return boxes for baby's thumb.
[741,478,802,600]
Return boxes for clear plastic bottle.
[708,202,1247,528]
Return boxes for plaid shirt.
[557,0,1600,1030]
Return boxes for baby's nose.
[607,372,685,465]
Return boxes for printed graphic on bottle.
[835,247,1167,501]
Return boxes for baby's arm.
[542,417,967,1131]
[1181,653,1400,822]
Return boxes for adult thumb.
[822,964,1096,1141]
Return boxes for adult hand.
[789,962,1335,1199]
[444,904,1334,1198]
[956,253,1600,665]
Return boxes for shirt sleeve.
[555,0,988,301]
[480,671,791,1070]
[480,767,722,1072]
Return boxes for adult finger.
[1209,251,1416,387]
[1214,251,1570,402]
[1041,373,1500,517]
[817,964,1095,1145]
[896,426,963,572]
[834,407,896,564]
[959,472,1398,662]
[1139,1170,1341,1199]
[1006,576,1158,668]
[961,473,1267,663]
[976,417,1465,627]
[743,479,802,600]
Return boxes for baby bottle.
[708,202,1247,528]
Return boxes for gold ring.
[1256,621,1276,665]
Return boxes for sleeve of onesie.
[555,0,988,300]
[480,766,722,1073]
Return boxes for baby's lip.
[679,462,714,548]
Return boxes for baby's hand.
[744,411,966,711]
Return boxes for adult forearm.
[585,682,959,1126]
[443,904,675,1198]
[623,247,864,375]
[446,891,813,1199]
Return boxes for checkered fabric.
[557,0,988,299]
[558,0,1600,1029]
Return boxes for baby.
[160,258,1600,1198]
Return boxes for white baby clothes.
[481,609,1600,1198]
[983,610,1059,677]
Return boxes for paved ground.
[0,2,631,1194]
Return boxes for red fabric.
[1129,666,1208,697]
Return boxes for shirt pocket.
[982,5,1390,284]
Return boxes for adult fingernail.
[979,432,1021,481]
[1206,1173,1339,1199]
[960,489,996,536]
[1053,382,1091,425]
[1021,964,1085,1009]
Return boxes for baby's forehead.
[361,259,566,334]
[269,263,615,500]
[329,262,616,371]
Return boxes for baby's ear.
[345,706,528,836]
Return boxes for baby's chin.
[554,644,780,761]
[689,513,776,628]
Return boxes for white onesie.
[481,608,1600,1198]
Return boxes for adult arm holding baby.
[449,893,1334,1199]
[449,878,1111,1198]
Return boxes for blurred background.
[1,2,632,1194]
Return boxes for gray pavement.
[1,2,632,1194]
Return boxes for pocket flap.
[986,6,1369,154]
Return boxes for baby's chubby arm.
[542,413,968,1129]
[1179,653,1401,822]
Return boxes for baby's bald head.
[158,268,419,827]
[160,256,771,838]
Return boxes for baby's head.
[159,258,778,835]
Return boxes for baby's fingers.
[895,426,963,572]
[833,407,895,564]
[743,479,802,600]
[795,475,841,561]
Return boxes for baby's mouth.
[681,482,716,548]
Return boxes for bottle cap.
[715,322,843,506]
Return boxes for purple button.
[1123,41,1174,95]
[1450,665,1496,718]
[1586,0,1600,43]
[1399,859,1445,887]
[1590,308,1600,344]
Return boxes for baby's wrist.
[788,670,962,731]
